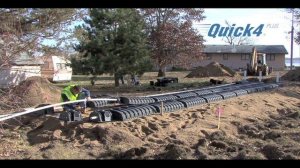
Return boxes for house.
[40,55,72,82]
[0,53,44,88]
[193,45,288,70]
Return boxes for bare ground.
[1,81,300,159]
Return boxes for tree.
[74,9,151,87]
[288,9,300,44]
[141,9,205,77]
[285,8,300,70]
[222,20,254,45]
[0,8,83,69]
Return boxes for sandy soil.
[0,77,61,114]
[1,81,300,159]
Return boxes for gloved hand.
[75,105,85,113]
[86,96,92,101]
[75,105,81,110]
[80,108,86,114]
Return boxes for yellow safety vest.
[61,85,79,102]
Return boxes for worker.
[131,75,140,85]
[61,84,92,114]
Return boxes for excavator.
[247,47,271,76]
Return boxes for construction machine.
[247,47,271,76]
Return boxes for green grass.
[71,75,114,81]
[53,71,214,93]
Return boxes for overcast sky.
[195,8,300,58]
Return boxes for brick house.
[193,45,288,70]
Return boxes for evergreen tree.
[74,9,151,87]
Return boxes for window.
[223,54,229,60]
[204,55,212,60]
[266,54,275,61]
[62,63,67,69]
[241,54,250,60]
[56,63,67,70]
[56,63,61,70]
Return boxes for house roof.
[13,59,44,65]
[203,45,288,54]
[11,53,44,65]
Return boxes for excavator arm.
[247,47,269,76]
[247,47,258,75]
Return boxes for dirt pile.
[92,126,144,147]
[1,80,300,159]
[11,76,61,107]
[186,62,237,78]
[282,68,300,81]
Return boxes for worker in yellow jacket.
[61,85,91,114]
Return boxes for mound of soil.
[11,76,61,107]
[186,66,209,78]
[159,143,192,159]
[186,62,237,78]
[92,126,144,147]
[282,68,300,81]
[27,117,64,145]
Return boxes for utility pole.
[290,9,295,70]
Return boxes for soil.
[13,76,61,106]
[0,77,62,113]
[282,68,300,81]
[1,80,300,160]
[186,62,239,78]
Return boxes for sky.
[194,8,300,58]
[43,8,299,59]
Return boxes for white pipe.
[276,72,280,83]
[0,114,12,118]
[243,70,247,81]
[0,98,118,122]
[259,71,262,82]
[89,98,118,101]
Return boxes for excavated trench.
[86,82,279,122]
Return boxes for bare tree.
[141,9,205,77]
[0,8,85,68]
[222,20,254,45]
[286,9,300,44]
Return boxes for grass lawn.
[53,71,212,94]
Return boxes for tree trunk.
[90,76,96,86]
[114,73,120,87]
[158,68,165,77]
[120,75,125,85]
